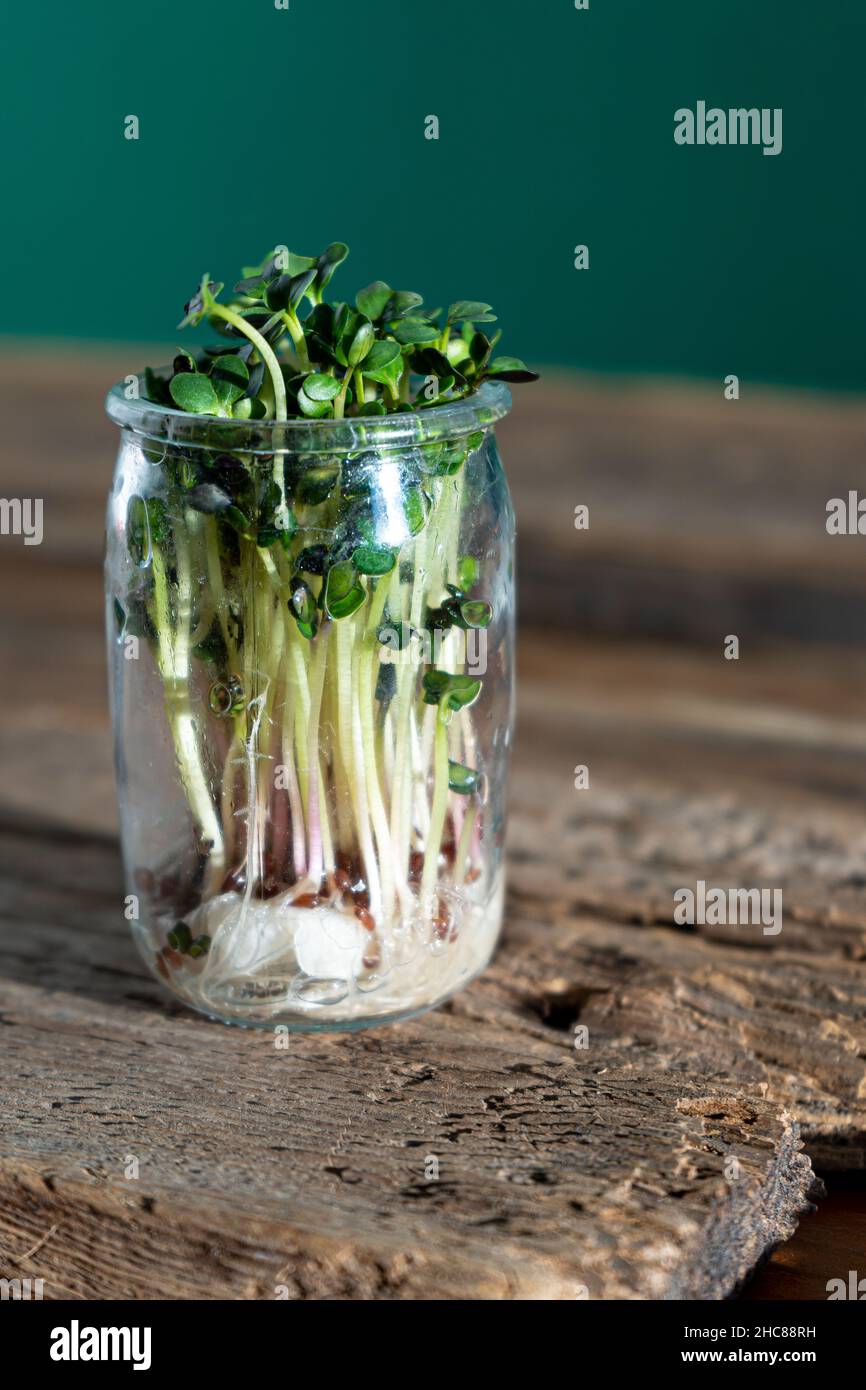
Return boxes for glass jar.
[104,380,514,1028]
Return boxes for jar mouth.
[105,376,511,455]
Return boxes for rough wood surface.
[2,360,865,1299]
[0,820,818,1300]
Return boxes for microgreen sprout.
[115,241,535,1007]
[142,243,536,424]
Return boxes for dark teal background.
[3,0,863,390]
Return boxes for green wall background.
[3,0,863,391]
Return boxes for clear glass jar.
[104,380,514,1028]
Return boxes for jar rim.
[105,376,511,454]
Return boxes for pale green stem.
[455,798,476,887]
[420,704,450,910]
[260,587,286,844]
[282,309,310,370]
[399,363,411,403]
[153,528,226,884]
[325,656,354,855]
[208,305,289,531]
[285,618,312,809]
[336,617,382,919]
[279,649,307,881]
[358,581,398,924]
[304,626,330,886]
[333,371,352,420]
[203,515,236,663]
[239,545,268,904]
[220,729,243,867]
[208,304,287,421]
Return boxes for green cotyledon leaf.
[324,561,366,620]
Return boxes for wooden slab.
[2,362,866,1298]
[0,818,817,1300]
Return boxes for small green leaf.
[352,543,396,576]
[297,464,340,505]
[445,675,482,712]
[469,331,493,371]
[289,576,318,639]
[169,372,220,415]
[448,760,479,795]
[225,504,252,534]
[210,354,249,408]
[333,305,371,366]
[265,268,317,312]
[451,598,492,630]
[422,669,482,712]
[239,248,315,289]
[178,275,221,329]
[303,372,341,401]
[356,281,392,320]
[233,273,269,297]
[419,441,468,475]
[486,356,540,383]
[347,320,375,368]
[382,290,424,320]
[394,318,439,347]
[168,921,192,953]
[325,561,366,620]
[265,265,316,309]
[457,555,479,592]
[408,346,455,380]
[425,605,454,632]
[422,669,451,705]
[314,241,349,296]
[403,484,431,535]
[296,544,329,575]
[297,384,333,418]
[447,300,497,324]
[188,934,211,958]
[446,337,472,369]
[304,302,336,362]
[360,339,403,394]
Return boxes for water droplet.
[291,976,350,1006]
[354,963,390,993]
[208,674,245,717]
[126,495,153,570]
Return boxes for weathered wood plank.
[3,358,866,1297]
[0,826,818,1300]
[1,584,864,1293]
